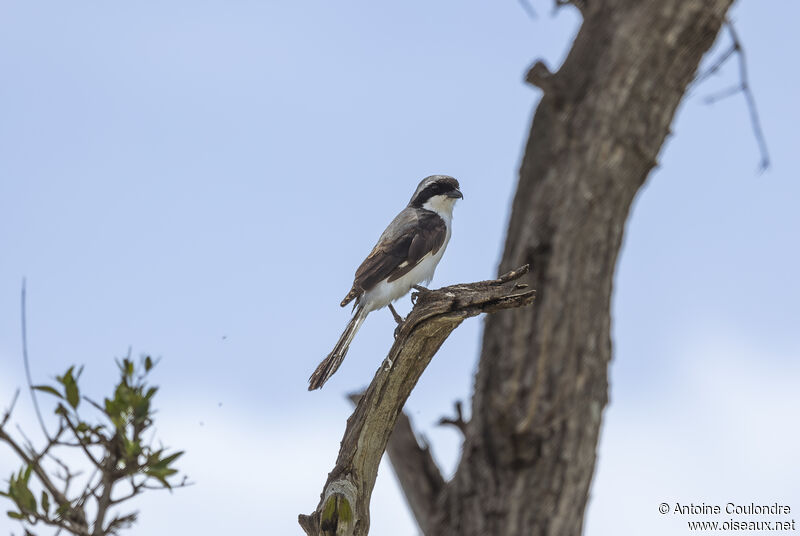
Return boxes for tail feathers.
[308,306,367,390]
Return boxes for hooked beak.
[447,189,463,199]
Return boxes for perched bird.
[308,175,463,390]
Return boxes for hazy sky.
[1,1,798,535]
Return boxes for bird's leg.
[388,304,406,339]
[389,303,405,338]
[412,285,430,292]
[388,303,404,325]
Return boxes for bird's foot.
[384,357,394,371]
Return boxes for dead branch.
[299,266,535,536]
[21,278,52,441]
[695,19,769,171]
[437,401,468,435]
[349,393,446,536]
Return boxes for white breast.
[362,212,453,313]
[361,194,457,313]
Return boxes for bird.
[308,175,463,390]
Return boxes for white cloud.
[586,335,800,535]
[130,409,419,535]
[3,332,797,536]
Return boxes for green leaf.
[65,379,80,409]
[119,358,134,378]
[123,438,142,459]
[144,355,153,371]
[22,465,32,483]
[7,510,23,520]
[133,399,149,420]
[56,366,74,386]
[41,491,50,514]
[15,478,36,513]
[144,467,177,488]
[32,385,63,399]
[159,451,184,468]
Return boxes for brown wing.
[340,208,446,307]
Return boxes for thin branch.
[727,21,770,172]
[15,506,75,534]
[93,468,115,536]
[137,477,193,491]
[437,400,468,435]
[76,470,103,508]
[21,279,52,441]
[61,415,104,471]
[104,512,137,536]
[703,84,740,104]
[107,475,193,506]
[300,266,535,536]
[82,396,105,414]
[47,451,83,497]
[695,19,770,172]
[0,427,79,526]
[2,389,21,427]
[14,423,39,456]
[694,43,736,85]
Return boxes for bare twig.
[0,426,80,525]
[47,451,83,496]
[694,43,736,85]
[2,389,20,427]
[695,19,769,172]
[437,400,468,435]
[61,415,104,470]
[21,278,52,441]
[726,21,770,172]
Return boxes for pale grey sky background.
[1,1,798,535]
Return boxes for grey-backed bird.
[308,175,462,390]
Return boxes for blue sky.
[1,1,798,534]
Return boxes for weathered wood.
[360,394,444,536]
[299,266,535,536]
[440,1,735,535]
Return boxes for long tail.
[308,305,368,390]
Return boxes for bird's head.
[408,175,463,214]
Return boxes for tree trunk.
[438,1,734,535]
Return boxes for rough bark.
[299,267,535,536]
[432,1,735,535]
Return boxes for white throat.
[422,195,457,224]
